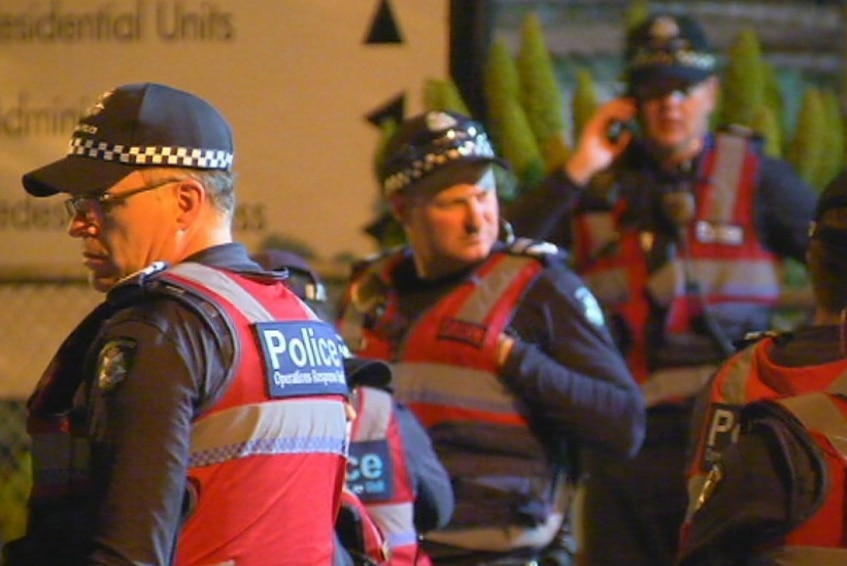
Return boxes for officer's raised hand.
[566,97,638,185]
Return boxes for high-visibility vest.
[574,131,779,403]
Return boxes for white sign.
[0,0,448,276]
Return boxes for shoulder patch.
[97,338,138,392]
[575,286,605,328]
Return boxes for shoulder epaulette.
[105,261,171,305]
[505,237,558,257]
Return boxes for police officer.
[506,12,817,566]
[337,110,645,565]
[253,249,455,565]
[680,169,847,565]
[5,83,349,565]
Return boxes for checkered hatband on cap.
[70,137,234,170]
[382,113,497,198]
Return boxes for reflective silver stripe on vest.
[826,370,847,397]
[393,362,516,415]
[778,393,847,459]
[168,262,277,323]
[647,257,780,306]
[371,502,417,547]
[707,132,747,223]
[190,399,347,467]
[716,345,758,404]
[757,544,847,565]
[353,387,392,440]
[455,255,536,323]
[352,388,419,553]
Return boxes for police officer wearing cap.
[337,110,645,565]
[506,12,817,566]
[5,83,349,565]
[680,169,847,565]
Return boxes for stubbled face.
[65,172,184,292]
[401,165,500,280]
[637,76,718,164]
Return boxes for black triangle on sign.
[365,93,405,129]
[364,0,403,45]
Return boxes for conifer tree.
[572,67,599,142]
[721,28,765,128]
[762,61,786,143]
[484,39,546,193]
[516,11,570,173]
[625,0,650,29]
[787,86,825,189]
[423,77,471,115]
[752,105,781,158]
[819,88,845,188]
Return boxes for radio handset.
[606,119,637,145]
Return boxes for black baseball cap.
[809,169,847,247]
[379,110,506,199]
[815,170,847,222]
[624,14,716,93]
[251,249,327,304]
[23,82,234,197]
[343,357,392,390]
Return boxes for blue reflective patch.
[347,439,394,502]
[254,320,349,398]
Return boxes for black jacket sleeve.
[680,399,823,566]
[504,169,583,248]
[754,156,817,264]
[501,258,646,457]
[86,298,229,566]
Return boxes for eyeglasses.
[64,178,184,220]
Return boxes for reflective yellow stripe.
[190,398,347,467]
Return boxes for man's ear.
[388,194,408,223]
[174,178,205,229]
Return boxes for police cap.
[379,110,506,199]
[624,13,716,94]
